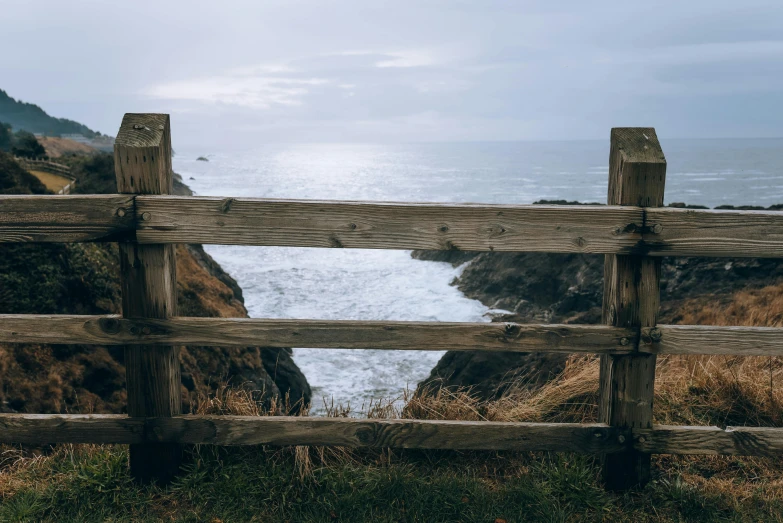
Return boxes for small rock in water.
[196,156,209,162]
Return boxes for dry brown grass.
[175,245,246,318]
[396,279,783,502]
[467,280,783,429]
[27,170,72,192]
[193,384,357,480]
[193,383,304,417]
[655,282,783,428]
[678,281,783,327]
[190,279,783,436]
[36,136,96,158]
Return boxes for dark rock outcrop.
[417,201,783,399]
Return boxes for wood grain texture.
[6,193,783,257]
[641,325,783,356]
[0,315,637,353]
[0,414,144,444]
[635,425,783,456]
[6,195,783,258]
[114,113,181,483]
[0,195,134,242]
[645,207,783,257]
[599,127,667,490]
[114,114,173,195]
[3,414,781,457]
[134,196,644,253]
[0,414,623,452]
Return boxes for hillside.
[0,151,311,414]
[37,136,97,157]
[0,89,100,137]
[0,152,47,195]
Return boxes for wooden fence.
[2,114,783,489]
[14,157,77,194]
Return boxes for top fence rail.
[2,194,783,257]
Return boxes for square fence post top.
[611,128,666,164]
[115,114,170,149]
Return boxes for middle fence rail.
[1,114,782,490]
[3,316,783,357]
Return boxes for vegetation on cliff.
[0,123,46,158]
[0,89,100,138]
[0,151,310,413]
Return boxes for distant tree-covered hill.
[0,89,100,138]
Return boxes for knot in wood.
[220,198,235,213]
[439,225,449,233]
[486,224,507,238]
[98,317,121,334]
[355,427,375,445]
[503,323,519,336]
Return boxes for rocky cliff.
[415,201,783,399]
[0,151,311,413]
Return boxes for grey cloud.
[1,0,781,146]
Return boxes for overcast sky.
[2,0,782,147]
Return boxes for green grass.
[1,445,782,522]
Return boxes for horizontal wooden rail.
[646,207,783,258]
[0,414,621,452]
[5,195,783,257]
[635,425,783,456]
[6,315,783,357]
[0,414,779,456]
[14,157,73,176]
[135,196,643,253]
[0,315,636,353]
[0,195,134,242]
[641,325,783,356]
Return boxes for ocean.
[173,139,783,412]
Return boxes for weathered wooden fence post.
[600,128,666,490]
[114,113,182,483]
